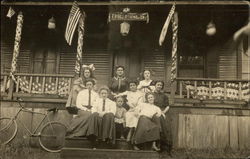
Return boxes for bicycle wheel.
[39,121,67,152]
[0,117,18,145]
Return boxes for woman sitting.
[153,80,171,150]
[109,66,129,107]
[66,79,98,137]
[132,92,162,151]
[87,87,116,144]
[137,69,155,94]
[66,65,96,113]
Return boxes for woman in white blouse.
[87,86,117,145]
[132,92,163,151]
[66,79,98,138]
[137,69,155,95]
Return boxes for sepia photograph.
[0,0,249,159]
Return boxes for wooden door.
[32,30,58,74]
[114,50,142,80]
[32,46,58,74]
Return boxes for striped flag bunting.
[65,1,82,46]
[75,13,86,75]
[10,12,24,83]
[171,12,178,83]
[6,6,15,19]
[159,4,175,46]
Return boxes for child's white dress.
[137,80,155,93]
[119,91,144,128]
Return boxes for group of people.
[66,65,170,151]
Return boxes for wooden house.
[1,1,250,158]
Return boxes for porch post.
[7,79,14,99]
[169,11,178,106]
[170,81,177,105]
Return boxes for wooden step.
[65,137,154,150]
[60,148,161,159]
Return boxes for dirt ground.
[1,140,250,159]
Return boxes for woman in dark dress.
[109,66,128,95]
[153,80,171,151]
[109,66,129,110]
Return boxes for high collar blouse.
[109,76,128,94]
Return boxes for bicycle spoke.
[0,118,18,145]
[39,122,67,152]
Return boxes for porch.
[1,1,250,158]
[1,73,249,108]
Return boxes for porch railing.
[1,73,74,99]
[176,78,250,102]
[1,73,249,104]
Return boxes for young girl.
[115,80,144,142]
[132,92,162,151]
[114,96,127,139]
[87,87,116,144]
[137,69,155,94]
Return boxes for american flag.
[159,4,175,46]
[65,1,82,46]
[6,6,15,19]
[171,12,178,83]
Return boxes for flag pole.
[10,11,24,83]
[170,11,178,105]
[75,12,85,77]
[158,2,177,105]
[8,11,24,99]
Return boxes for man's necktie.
[88,89,91,106]
[102,99,105,111]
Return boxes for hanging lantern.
[120,21,130,36]
[48,16,56,29]
[206,21,216,36]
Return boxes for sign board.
[108,12,149,23]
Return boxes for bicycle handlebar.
[47,107,58,112]
[17,98,25,109]
[17,97,59,113]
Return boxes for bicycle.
[0,99,68,153]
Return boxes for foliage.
[0,139,60,159]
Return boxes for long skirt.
[133,115,160,145]
[152,115,168,142]
[66,110,92,137]
[125,111,139,128]
[87,112,116,144]
[66,84,83,108]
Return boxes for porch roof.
[1,1,248,6]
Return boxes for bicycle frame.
[12,102,55,137]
